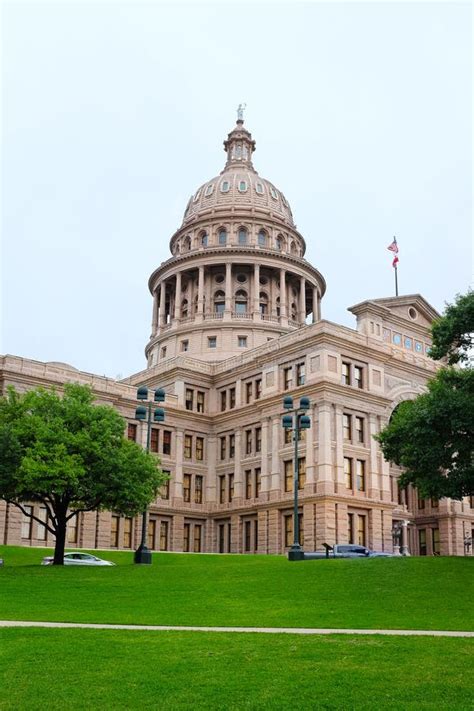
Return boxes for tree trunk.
[53,515,67,565]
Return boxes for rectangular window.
[245,470,252,499]
[195,475,203,504]
[183,523,190,552]
[67,516,78,544]
[431,497,439,508]
[344,457,353,489]
[195,437,204,461]
[219,476,226,504]
[284,514,293,548]
[284,460,293,492]
[343,414,352,441]
[255,379,262,399]
[193,524,202,553]
[354,366,363,389]
[147,518,156,550]
[150,428,159,453]
[246,382,253,403]
[159,520,169,551]
[220,390,227,412]
[37,506,48,541]
[432,528,440,555]
[284,428,293,444]
[127,423,137,441]
[418,494,425,510]
[21,506,33,539]
[183,474,191,503]
[228,473,234,503]
[255,427,262,453]
[197,391,205,413]
[254,520,258,551]
[244,521,251,552]
[357,515,366,546]
[123,517,132,548]
[419,528,427,556]
[255,468,261,498]
[220,436,226,460]
[347,513,354,544]
[245,429,252,455]
[355,417,364,444]
[181,340,189,352]
[163,430,172,455]
[208,336,217,349]
[238,336,247,348]
[184,434,192,459]
[161,346,167,359]
[283,366,293,391]
[110,515,119,547]
[160,474,170,500]
[341,362,351,385]
[356,460,365,491]
[229,434,235,459]
[296,362,305,386]
[229,388,236,409]
[298,457,306,489]
[185,389,194,411]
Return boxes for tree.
[377,290,474,499]
[0,384,165,564]
[429,290,474,364]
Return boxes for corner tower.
[146,117,326,365]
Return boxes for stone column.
[270,415,281,495]
[299,277,306,324]
[312,287,318,324]
[280,268,287,322]
[197,266,205,317]
[234,429,242,501]
[334,405,345,494]
[317,402,333,495]
[206,435,217,504]
[368,414,379,498]
[253,263,260,318]
[225,262,232,315]
[151,290,159,336]
[261,417,270,497]
[174,271,181,321]
[159,281,166,327]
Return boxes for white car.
[41,552,115,566]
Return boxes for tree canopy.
[377,289,474,499]
[0,384,165,563]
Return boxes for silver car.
[41,552,115,566]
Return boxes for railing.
[231,312,253,320]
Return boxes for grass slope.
[1,546,473,630]
[1,629,473,710]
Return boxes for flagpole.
[394,263,399,297]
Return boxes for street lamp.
[134,386,165,565]
[282,395,311,561]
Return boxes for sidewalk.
[1,620,473,637]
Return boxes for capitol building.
[1,117,472,556]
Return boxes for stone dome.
[181,120,295,228]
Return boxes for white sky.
[1,1,472,378]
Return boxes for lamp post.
[134,386,165,565]
[282,395,311,561]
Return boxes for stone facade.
[1,119,473,556]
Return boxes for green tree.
[0,384,165,564]
[377,289,474,499]
[429,290,474,364]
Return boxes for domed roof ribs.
[222,119,257,173]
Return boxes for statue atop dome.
[236,103,246,122]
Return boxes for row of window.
[383,327,430,355]
[344,457,366,492]
[283,361,306,390]
[176,228,300,254]
[343,414,365,444]
[183,474,204,504]
[419,528,440,555]
[195,180,279,199]
[341,361,364,389]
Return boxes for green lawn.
[1,546,473,630]
[1,628,473,710]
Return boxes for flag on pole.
[387,237,399,267]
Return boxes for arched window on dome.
[200,232,208,248]
[181,299,189,318]
[175,242,180,255]
[238,228,248,245]
[276,297,281,318]
[270,187,278,200]
[194,294,199,313]
[193,190,201,203]
[214,290,225,314]
[205,184,214,197]
[218,228,227,246]
[238,180,248,192]
[255,182,264,194]
[276,234,285,251]
[234,289,248,314]
[183,236,191,252]
[220,181,230,193]
[290,241,297,255]
[259,292,269,317]
[258,230,267,248]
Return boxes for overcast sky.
[2,1,472,378]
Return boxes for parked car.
[41,552,116,566]
[304,544,394,560]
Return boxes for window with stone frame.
[219,476,226,504]
[347,513,354,544]
[355,416,364,443]
[356,459,366,491]
[245,470,252,499]
[432,528,440,555]
[150,428,159,453]
[185,388,194,411]
[255,379,262,399]
[296,362,305,386]
[255,468,261,498]
[184,435,192,459]
[123,517,132,548]
[229,388,236,409]
[354,366,363,389]
[37,507,48,541]
[341,361,351,385]
[110,515,119,547]
[160,473,170,500]
[357,515,366,546]
[283,366,293,391]
[195,437,204,461]
[418,528,427,555]
[228,473,234,503]
[284,458,305,492]
[163,430,172,455]
[344,457,353,489]
[197,391,205,412]
[183,474,191,503]
[21,506,33,539]
[245,429,252,455]
[183,523,190,552]
[229,434,235,459]
[255,427,262,453]
[194,524,202,552]
[220,437,226,460]
[343,414,352,441]
[159,520,169,551]
[127,423,137,441]
[245,381,253,404]
[220,390,227,412]
[195,476,203,504]
[284,513,303,547]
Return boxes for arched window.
[290,241,297,255]
[291,302,297,320]
[183,236,191,252]
[214,290,225,314]
[255,182,264,194]
[276,296,281,317]
[175,242,180,255]
[258,230,267,247]
[181,299,188,318]
[259,291,269,317]
[238,228,247,245]
[200,232,208,248]
[276,234,285,251]
[220,181,230,193]
[235,289,248,314]
[205,184,214,197]
[218,228,227,246]
[194,294,198,313]
[238,180,247,192]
